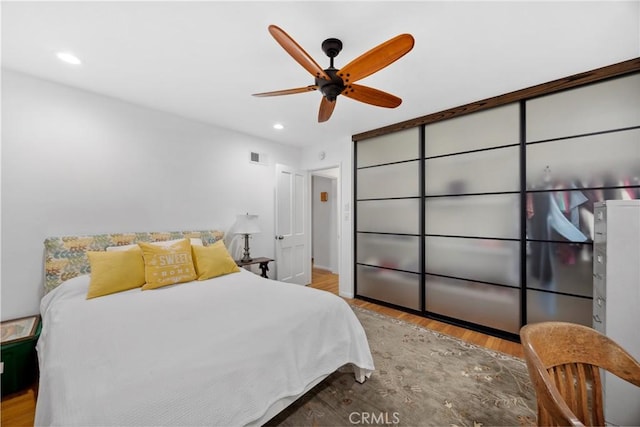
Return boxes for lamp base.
[241,234,253,263]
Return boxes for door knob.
[276,235,284,240]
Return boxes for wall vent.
[249,151,268,166]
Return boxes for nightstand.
[235,257,274,278]
[1,316,41,397]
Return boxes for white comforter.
[35,269,374,426]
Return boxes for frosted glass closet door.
[525,73,640,326]
[355,128,421,309]
[424,103,521,333]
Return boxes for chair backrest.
[520,321,640,427]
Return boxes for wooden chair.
[520,321,640,426]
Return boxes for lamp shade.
[233,214,261,234]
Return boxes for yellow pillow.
[192,240,240,280]
[138,238,197,290]
[86,248,145,299]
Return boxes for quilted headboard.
[44,230,224,293]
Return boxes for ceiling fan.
[252,25,415,123]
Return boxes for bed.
[35,230,374,426]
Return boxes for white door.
[275,164,310,285]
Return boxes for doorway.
[310,167,340,277]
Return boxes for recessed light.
[273,123,284,130]
[56,52,82,65]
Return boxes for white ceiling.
[2,1,639,148]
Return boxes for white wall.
[311,175,338,272]
[1,70,301,320]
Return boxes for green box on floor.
[1,319,41,396]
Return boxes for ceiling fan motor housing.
[316,68,345,101]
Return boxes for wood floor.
[0,388,36,427]
[1,268,523,426]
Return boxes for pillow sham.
[107,238,203,252]
[191,240,240,281]
[86,249,146,299]
[138,238,197,290]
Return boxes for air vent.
[249,151,268,166]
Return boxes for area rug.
[267,306,536,426]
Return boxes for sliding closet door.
[355,128,421,310]
[354,63,639,340]
[423,104,521,334]
[525,73,640,325]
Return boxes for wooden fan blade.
[318,97,336,122]
[338,34,414,84]
[268,25,331,81]
[252,86,318,97]
[342,84,402,108]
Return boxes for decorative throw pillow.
[191,240,240,281]
[86,249,146,299]
[138,238,197,290]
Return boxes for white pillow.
[106,238,203,251]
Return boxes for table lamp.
[233,213,261,262]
